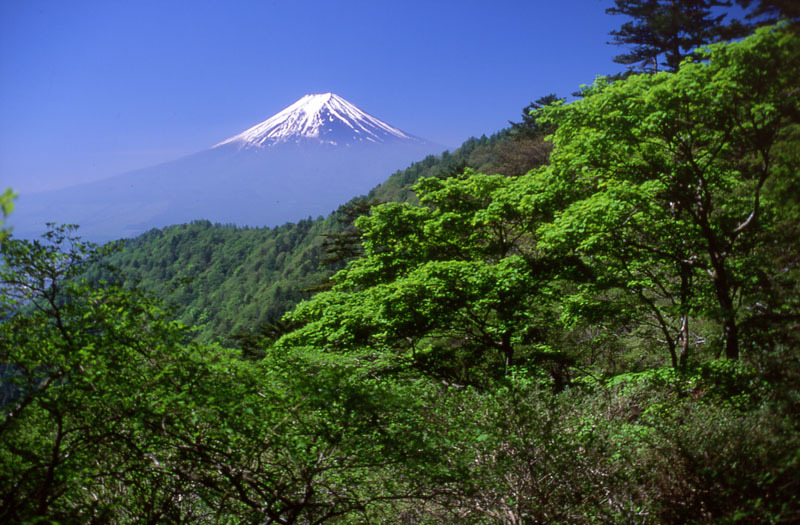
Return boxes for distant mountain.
[215,93,425,148]
[10,94,441,241]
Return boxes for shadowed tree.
[606,0,734,72]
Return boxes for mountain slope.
[10,94,441,242]
[215,93,422,148]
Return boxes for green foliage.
[272,28,800,520]
[281,170,575,388]
[0,226,452,522]
[4,23,799,524]
[370,127,553,203]
[318,198,379,272]
[86,218,331,344]
[535,24,800,363]
[1,225,189,520]
[0,188,15,241]
[593,364,800,523]
[509,93,563,138]
[97,122,554,348]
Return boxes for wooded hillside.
[2,17,799,524]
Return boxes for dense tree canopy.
[283,24,800,373]
[281,171,574,387]
[0,226,443,522]
[536,23,800,362]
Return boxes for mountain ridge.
[215,93,423,149]
[10,94,442,241]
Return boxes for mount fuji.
[216,93,424,148]
[10,93,441,241]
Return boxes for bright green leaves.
[0,226,193,520]
[347,170,530,291]
[0,188,14,242]
[280,25,799,387]
[281,169,566,385]
[531,25,800,364]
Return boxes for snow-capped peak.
[215,93,420,149]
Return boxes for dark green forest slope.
[87,218,334,341]
[3,9,800,525]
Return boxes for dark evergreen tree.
[229,318,300,359]
[606,0,733,72]
[320,198,380,269]
[736,0,800,24]
[509,94,562,138]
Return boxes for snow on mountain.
[215,93,421,149]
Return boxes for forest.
[2,3,800,523]
[77,126,542,345]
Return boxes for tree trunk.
[678,260,692,367]
[710,260,739,360]
[500,331,513,375]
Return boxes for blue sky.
[1,0,631,193]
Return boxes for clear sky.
[1,0,630,194]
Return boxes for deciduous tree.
[535,25,800,362]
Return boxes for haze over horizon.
[6,92,444,241]
[1,0,631,194]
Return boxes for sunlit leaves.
[531,25,800,363]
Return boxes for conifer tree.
[509,94,562,138]
[606,0,733,72]
[736,0,800,25]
